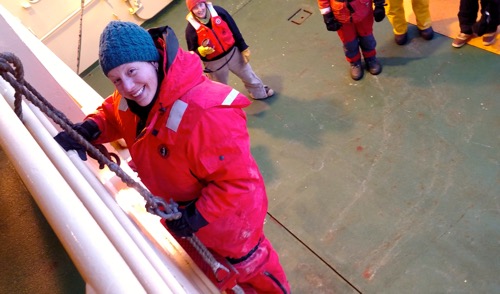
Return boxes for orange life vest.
[186,3,235,60]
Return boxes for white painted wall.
[0,0,172,73]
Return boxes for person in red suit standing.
[317,0,386,80]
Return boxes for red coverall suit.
[87,26,289,293]
[318,0,377,63]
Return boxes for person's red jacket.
[318,0,373,23]
[88,26,267,258]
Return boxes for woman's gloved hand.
[54,132,87,160]
[241,48,251,63]
[373,0,386,22]
[323,11,342,31]
[197,45,215,57]
[162,202,208,238]
[53,120,101,160]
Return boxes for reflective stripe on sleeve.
[222,89,239,106]
[319,7,332,14]
[166,100,188,132]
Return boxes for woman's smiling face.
[107,61,158,106]
[192,2,207,18]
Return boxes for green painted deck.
[1,0,499,293]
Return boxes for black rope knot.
[0,51,180,220]
[0,52,26,119]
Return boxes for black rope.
[76,0,85,74]
[0,52,181,221]
[0,52,234,284]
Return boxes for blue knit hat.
[99,21,160,76]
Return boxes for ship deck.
[1,0,499,293]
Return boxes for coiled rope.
[0,52,179,219]
[0,52,230,282]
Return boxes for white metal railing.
[0,5,219,294]
[0,80,147,293]
[0,76,218,293]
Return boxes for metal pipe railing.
[0,5,219,292]
[15,89,181,293]
[0,81,146,294]
[25,85,213,293]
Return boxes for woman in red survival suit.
[54,20,290,293]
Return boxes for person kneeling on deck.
[185,0,275,100]
[54,21,290,293]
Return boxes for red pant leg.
[232,236,290,293]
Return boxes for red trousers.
[336,13,377,63]
[232,236,290,293]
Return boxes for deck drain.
[288,8,312,25]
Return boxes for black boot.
[365,57,382,75]
[350,60,364,81]
[394,33,408,45]
[419,27,434,40]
